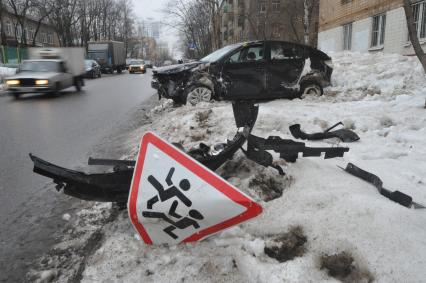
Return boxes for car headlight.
[35,80,49,85]
[6,80,20,86]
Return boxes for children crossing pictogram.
[143,167,205,239]
[128,132,263,245]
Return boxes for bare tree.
[7,0,32,46]
[403,0,426,73]
[0,0,7,45]
[201,0,225,50]
[28,0,51,46]
[163,0,213,58]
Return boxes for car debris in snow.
[340,163,425,209]
[244,134,349,175]
[290,122,360,143]
[29,102,349,203]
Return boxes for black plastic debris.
[290,122,360,143]
[244,135,349,175]
[29,101,350,203]
[30,154,133,203]
[340,163,425,209]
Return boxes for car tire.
[75,78,82,92]
[300,81,323,97]
[183,84,213,105]
[92,71,96,79]
[13,93,21,99]
[117,68,122,74]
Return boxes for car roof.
[229,40,331,60]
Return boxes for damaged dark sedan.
[151,41,333,105]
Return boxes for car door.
[266,42,306,98]
[220,43,267,99]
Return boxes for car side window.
[270,43,303,61]
[228,50,242,63]
[59,62,67,73]
[227,45,265,64]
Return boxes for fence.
[0,46,29,66]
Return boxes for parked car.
[151,41,333,105]
[144,60,153,68]
[128,60,146,74]
[85,59,101,79]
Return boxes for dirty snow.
[0,67,16,93]
[34,52,426,282]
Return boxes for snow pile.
[325,52,426,101]
[0,67,16,92]
[34,52,426,282]
[0,66,16,79]
[26,203,115,282]
[82,93,426,282]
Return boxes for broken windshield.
[200,44,241,63]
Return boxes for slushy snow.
[35,52,426,282]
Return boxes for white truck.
[5,48,85,99]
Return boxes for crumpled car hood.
[153,62,202,75]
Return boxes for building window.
[412,1,426,39]
[41,32,47,43]
[272,23,281,38]
[272,0,280,11]
[341,0,352,4]
[28,28,34,41]
[17,25,22,38]
[238,16,245,27]
[343,23,352,50]
[371,13,386,47]
[260,1,266,13]
[47,33,53,44]
[6,22,12,36]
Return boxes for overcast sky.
[132,0,181,58]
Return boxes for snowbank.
[33,52,426,282]
[0,67,16,93]
[324,52,426,102]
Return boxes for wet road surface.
[0,71,155,282]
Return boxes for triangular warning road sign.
[128,132,263,245]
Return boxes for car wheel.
[92,71,96,79]
[75,78,82,92]
[300,82,323,97]
[13,93,21,99]
[184,85,213,105]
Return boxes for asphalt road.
[0,71,156,282]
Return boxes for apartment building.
[0,8,59,47]
[221,0,319,47]
[318,0,425,55]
